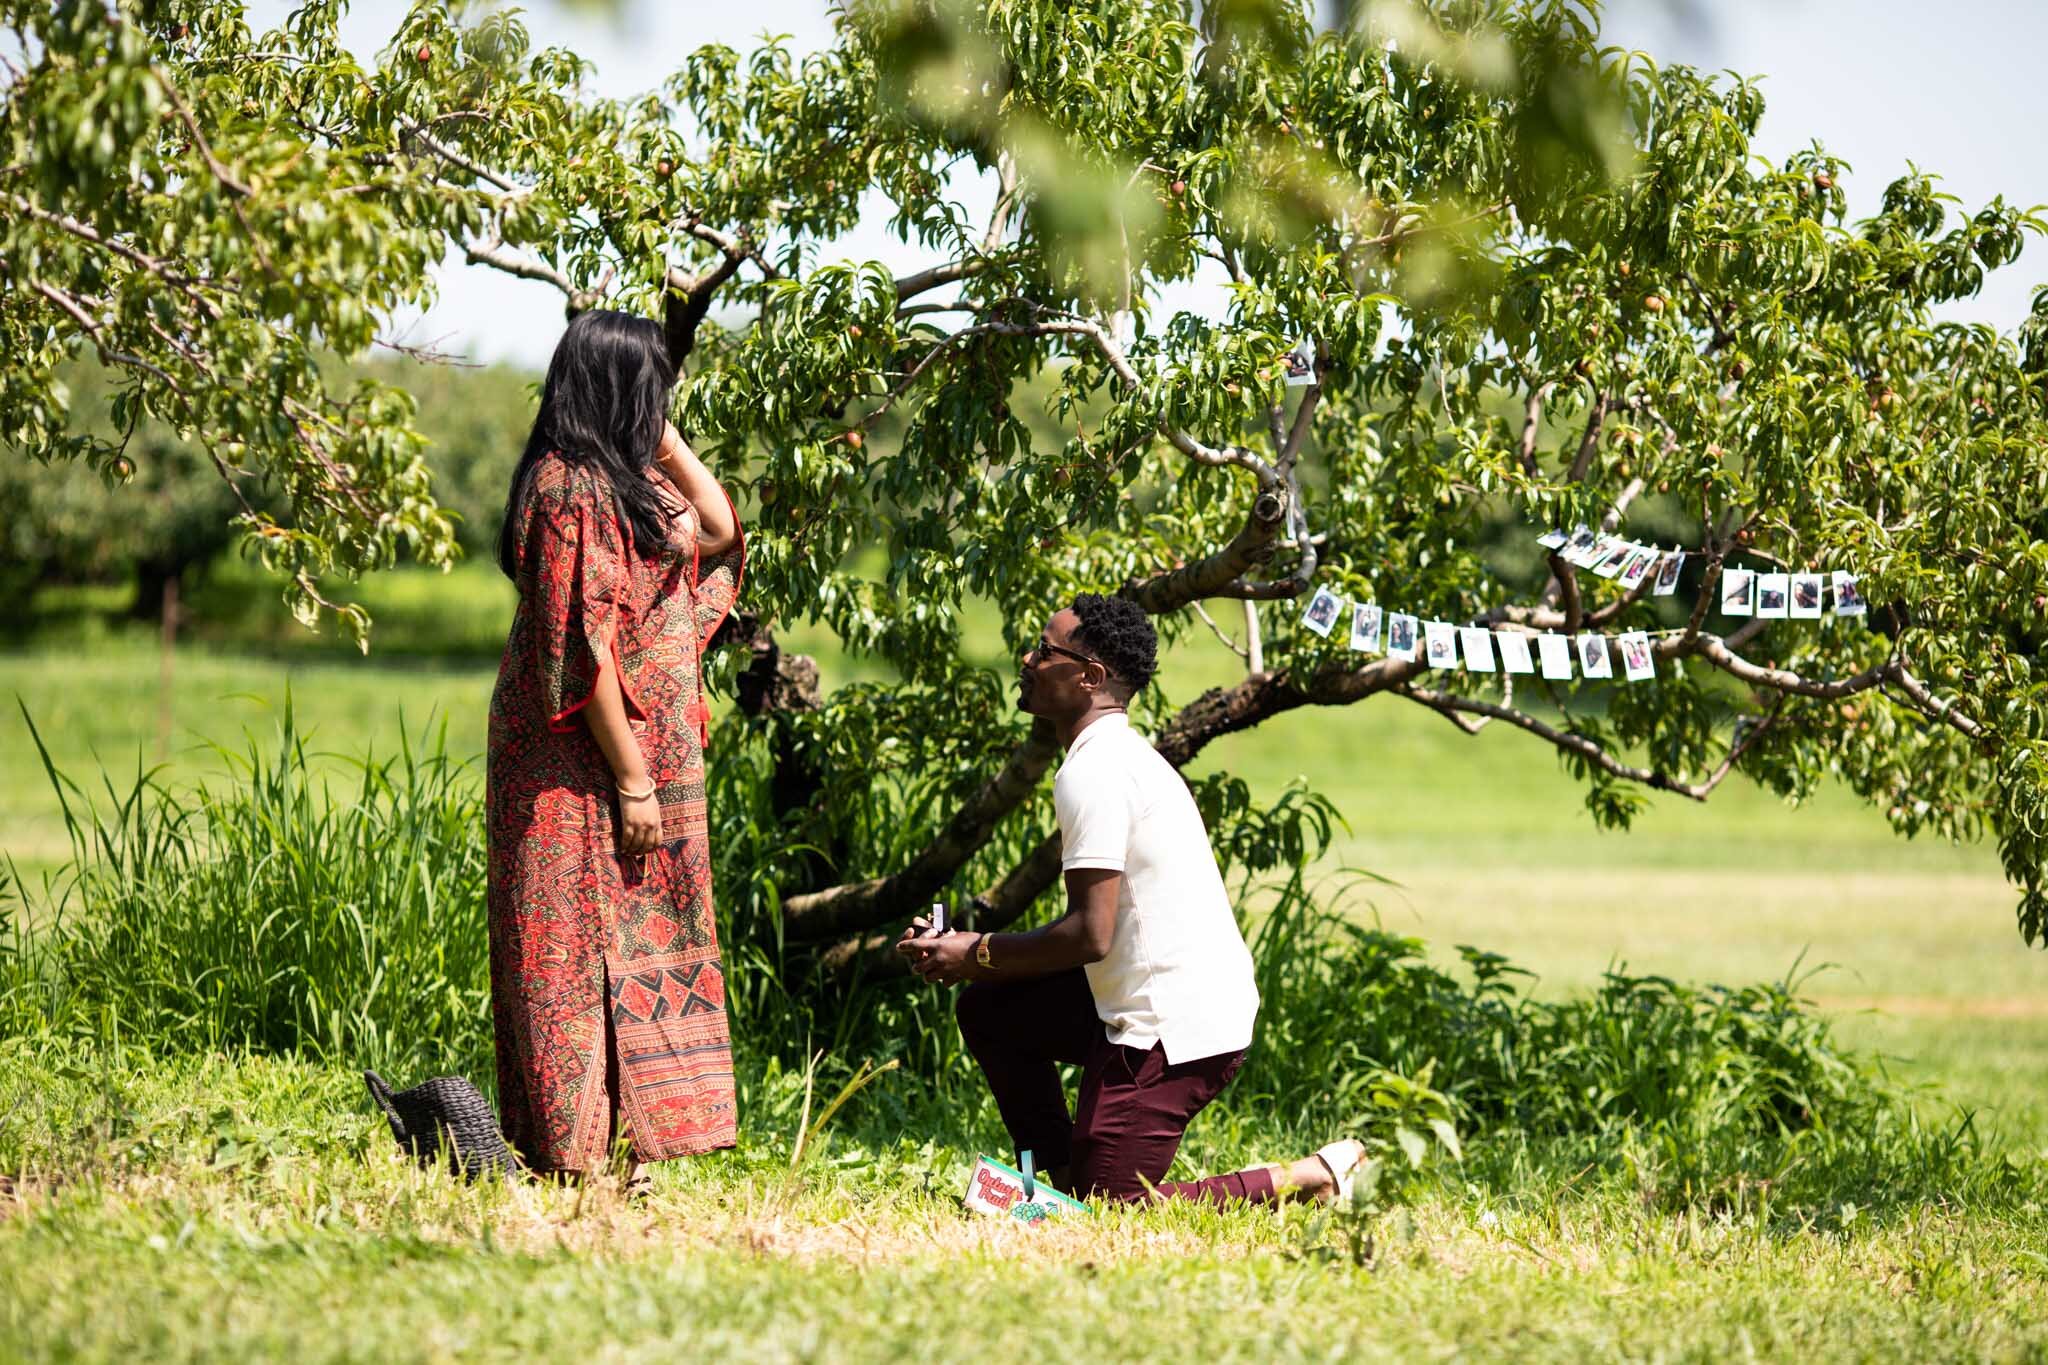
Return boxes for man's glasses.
[1027,637,1108,673]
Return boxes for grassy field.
[4,571,2046,1362]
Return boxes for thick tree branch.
[779,721,1061,941]
[1566,390,1612,483]
[1398,683,1782,801]
[463,237,577,299]
[1887,667,1986,740]
[29,280,184,391]
[1122,486,1290,611]
[894,257,985,304]
[662,252,745,365]
[814,608,1988,972]
[1517,381,1552,479]
[889,154,1019,306]
[394,113,523,195]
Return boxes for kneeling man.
[900,593,1363,1205]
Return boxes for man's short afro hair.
[1070,593,1158,694]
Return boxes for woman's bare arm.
[583,654,661,853]
[655,421,738,555]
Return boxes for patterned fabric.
[486,453,744,1172]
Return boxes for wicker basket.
[363,1070,521,1179]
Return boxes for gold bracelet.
[616,779,656,801]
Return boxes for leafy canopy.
[4,0,2047,943]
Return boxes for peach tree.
[5,0,2046,953]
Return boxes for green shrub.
[1235,877,2013,1209]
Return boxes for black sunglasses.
[1027,637,1109,674]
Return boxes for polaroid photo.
[1653,551,1685,596]
[1301,586,1342,637]
[1577,633,1613,679]
[1459,626,1497,672]
[1618,548,1658,590]
[1720,568,1755,617]
[1790,572,1824,619]
[1386,612,1420,661]
[1495,630,1536,674]
[1561,524,1601,565]
[1537,633,1574,681]
[1424,620,1460,670]
[1618,631,1656,682]
[1283,335,1317,388]
[1756,572,1789,619]
[1832,570,1868,617]
[1349,602,1383,653]
[1536,527,1571,551]
[1591,541,1635,579]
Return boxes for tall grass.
[2,701,491,1079]
[1,711,2031,1214]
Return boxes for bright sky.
[250,0,2048,368]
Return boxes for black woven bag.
[363,1071,521,1179]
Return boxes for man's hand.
[894,916,933,957]
[906,929,980,986]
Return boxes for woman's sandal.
[1313,1139,1370,1205]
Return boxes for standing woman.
[488,309,744,1176]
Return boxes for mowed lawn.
[4,568,2043,1145]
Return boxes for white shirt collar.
[1065,710,1130,756]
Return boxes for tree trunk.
[729,615,840,892]
[131,559,182,621]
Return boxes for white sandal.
[1313,1139,1369,1204]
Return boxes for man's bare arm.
[900,868,1119,982]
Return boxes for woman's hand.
[653,420,738,555]
[618,789,662,853]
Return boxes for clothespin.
[1021,1148,1036,1201]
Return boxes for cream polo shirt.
[1052,712,1260,1064]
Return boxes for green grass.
[0,1046,2043,1364]
[4,568,2047,1361]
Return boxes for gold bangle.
[616,779,656,801]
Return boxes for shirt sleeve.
[527,472,642,734]
[1054,761,1133,872]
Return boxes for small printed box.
[962,1156,1090,1222]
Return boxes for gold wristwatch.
[974,933,994,969]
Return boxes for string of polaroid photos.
[1536,524,1871,623]
[1299,588,1664,682]
[1293,527,1869,685]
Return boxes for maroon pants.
[955,969,1276,1206]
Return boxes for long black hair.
[498,309,679,579]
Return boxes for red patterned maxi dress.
[487,452,744,1172]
